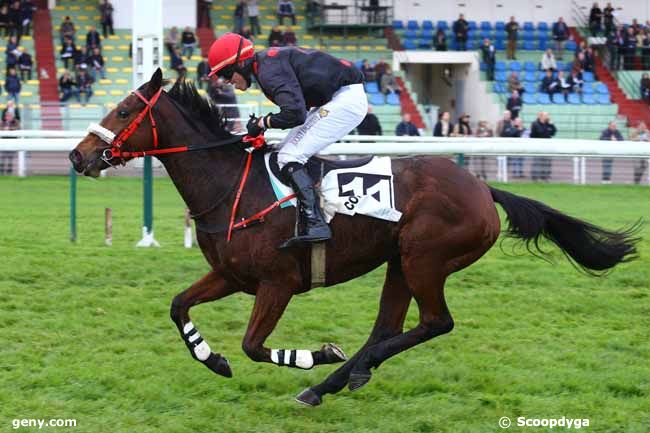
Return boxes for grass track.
[1,176,649,433]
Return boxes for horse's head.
[69,68,165,177]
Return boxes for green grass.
[1,176,649,433]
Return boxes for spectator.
[197,56,210,90]
[530,111,556,181]
[631,18,642,36]
[99,0,114,38]
[76,68,94,104]
[433,111,453,137]
[541,48,557,71]
[2,106,19,129]
[374,58,388,88]
[589,2,603,36]
[247,0,261,36]
[2,99,20,123]
[73,46,89,72]
[504,117,526,178]
[506,90,523,119]
[165,27,180,55]
[88,47,106,80]
[4,67,21,102]
[629,121,649,184]
[282,26,296,46]
[395,112,419,136]
[570,68,584,93]
[433,29,447,51]
[17,47,32,81]
[453,14,469,51]
[0,106,18,173]
[360,59,375,82]
[0,5,9,37]
[240,25,255,42]
[623,26,637,70]
[599,121,623,183]
[552,17,569,60]
[557,70,573,101]
[452,113,472,136]
[540,69,559,100]
[640,72,650,104]
[233,0,246,33]
[575,40,587,58]
[20,0,35,36]
[481,38,496,81]
[496,110,512,137]
[59,16,75,44]
[603,2,615,35]
[5,34,19,74]
[505,16,519,60]
[208,78,240,131]
[181,26,197,59]
[584,47,596,72]
[59,70,79,103]
[507,71,525,94]
[86,25,101,50]
[356,106,382,136]
[268,25,283,47]
[380,65,399,95]
[277,0,296,26]
[640,29,650,70]
[9,0,21,41]
[170,47,187,77]
[606,27,623,70]
[474,120,493,179]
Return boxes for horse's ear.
[149,68,163,92]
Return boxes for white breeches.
[276,83,368,168]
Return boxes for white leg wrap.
[270,349,314,369]
[183,321,212,362]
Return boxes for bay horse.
[69,69,640,406]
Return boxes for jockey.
[207,33,367,249]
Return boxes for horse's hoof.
[348,371,372,392]
[322,343,348,363]
[295,388,322,407]
[204,353,233,378]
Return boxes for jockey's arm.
[257,63,307,130]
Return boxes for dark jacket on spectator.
[18,52,32,71]
[88,53,104,70]
[600,127,624,141]
[181,30,196,45]
[434,30,447,51]
[86,30,101,48]
[552,21,569,41]
[481,43,496,64]
[433,120,454,137]
[59,74,76,90]
[197,59,210,79]
[4,74,21,94]
[530,119,556,138]
[540,74,558,94]
[501,122,524,138]
[452,18,468,41]
[2,106,20,121]
[356,113,382,135]
[505,21,519,41]
[77,72,93,91]
[506,96,522,119]
[268,29,283,46]
[282,30,297,46]
[395,120,419,136]
[60,42,76,59]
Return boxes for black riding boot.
[278,163,332,249]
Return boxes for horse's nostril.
[69,149,83,168]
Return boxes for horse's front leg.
[170,269,240,377]
[241,282,347,370]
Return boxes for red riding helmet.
[208,33,255,77]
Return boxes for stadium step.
[33,8,62,129]
[396,77,425,129]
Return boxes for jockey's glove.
[246,114,266,137]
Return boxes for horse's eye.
[118,110,129,119]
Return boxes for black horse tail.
[489,186,641,275]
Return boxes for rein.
[87,93,296,241]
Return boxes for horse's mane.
[164,78,230,138]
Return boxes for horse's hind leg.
[296,259,412,406]
[170,269,239,378]
[241,282,348,370]
[348,260,453,391]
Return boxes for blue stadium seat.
[418,39,432,49]
[493,82,505,93]
[369,93,385,105]
[523,93,537,104]
[495,61,506,71]
[597,94,611,104]
[538,39,548,50]
[524,61,536,72]
[556,61,565,71]
[495,30,506,40]
[523,22,534,31]
[468,21,477,31]
[422,20,434,30]
[386,92,400,105]
[537,93,551,104]
[565,40,577,51]
[480,21,492,31]
[510,61,522,71]
[364,82,379,93]
[465,40,476,50]
[437,20,448,31]
[523,40,535,51]
[522,31,535,41]
[583,71,595,82]
[568,93,581,104]
[467,29,476,40]
[525,82,537,93]
[404,29,417,39]
[553,95,567,104]
[582,94,596,104]
[495,71,507,81]
[495,21,505,31]
[596,83,609,94]
[524,71,537,82]
[421,29,433,39]
[480,30,491,40]
[537,22,549,32]
[407,20,419,30]
[480,62,487,71]
[495,39,505,50]
[403,39,417,50]
[392,20,404,30]
[582,83,595,94]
